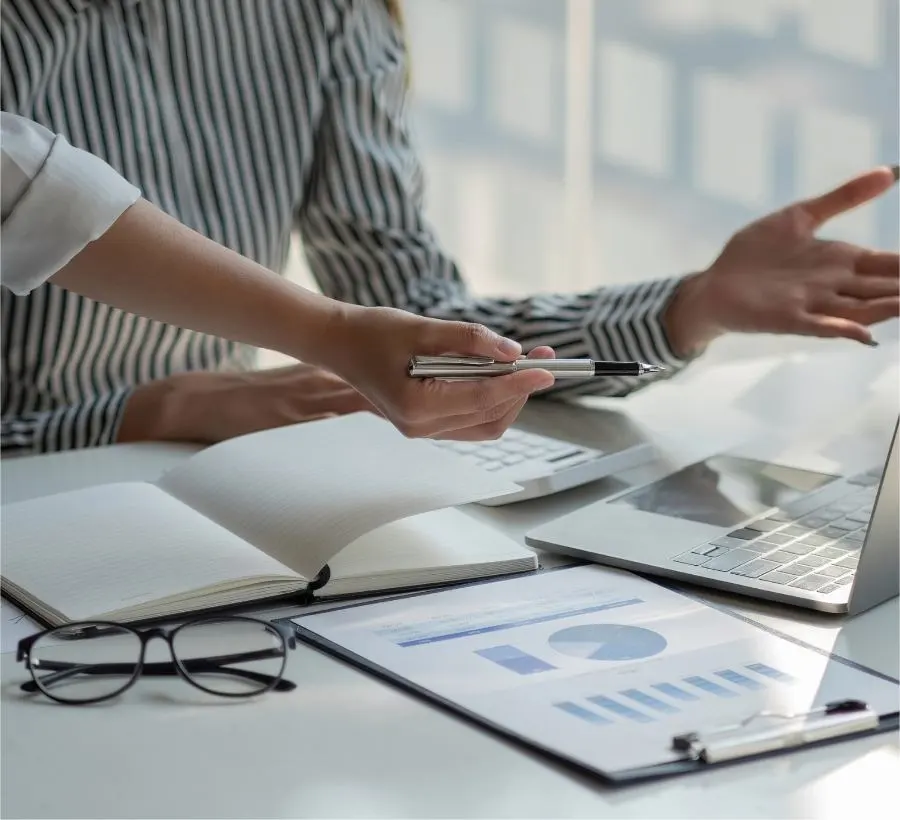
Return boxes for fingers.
[796,166,898,229]
[837,275,900,300]
[819,295,899,327]
[432,397,530,442]
[796,313,876,346]
[428,368,555,419]
[421,320,523,361]
[855,250,900,279]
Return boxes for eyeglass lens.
[29,619,287,702]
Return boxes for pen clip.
[409,356,496,367]
[672,699,877,764]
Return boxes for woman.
[1,112,555,442]
[1,0,896,453]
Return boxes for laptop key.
[798,534,830,547]
[821,526,850,540]
[844,531,866,543]
[743,541,773,553]
[760,571,797,585]
[778,562,809,576]
[815,547,848,560]
[731,559,779,578]
[702,549,757,572]
[835,556,859,570]
[673,552,709,566]
[709,536,746,550]
[780,524,811,537]
[746,519,782,532]
[727,529,759,541]
[835,575,855,585]
[794,554,829,568]
[817,584,839,594]
[762,549,797,564]
[797,515,830,529]
[757,532,791,545]
[782,542,816,555]
[817,565,847,578]
[789,574,832,591]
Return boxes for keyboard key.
[835,575,855,585]
[782,542,816,555]
[818,565,847,578]
[480,461,504,471]
[702,549,758,572]
[844,532,866,544]
[501,454,525,465]
[817,584,839,594]
[820,527,849,540]
[845,510,871,524]
[835,556,859,570]
[691,545,728,558]
[757,532,791,545]
[829,519,858,532]
[743,541,773,553]
[731,559,780,578]
[763,549,798,564]
[798,534,830,547]
[815,547,848,560]
[727,529,759,541]
[761,571,799,585]
[746,519,782,532]
[765,511,792,523]
[789,574,832,591]
[794,554,829,569]
[780,524,811,538]
[778,563,809,576]
[710,536,747,550]
[797,515,831,529]
[674,552,709,566]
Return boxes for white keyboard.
[432,428,643,506]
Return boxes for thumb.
[423,320,523,361]
[797,165,899,229]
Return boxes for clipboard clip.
[672,699,879,764]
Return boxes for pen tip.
[891,164,900,183]
[643,364,666,374]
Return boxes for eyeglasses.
[16,616,297,704]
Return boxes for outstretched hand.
[666,165,899,354]
[324,306,555,440]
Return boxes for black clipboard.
[291,569,899,785]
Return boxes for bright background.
[268,0,899,371]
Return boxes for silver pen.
[408,356,665,380]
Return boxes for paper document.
[296,566,899,775]
[1,597,40,653]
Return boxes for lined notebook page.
[0,483,299,621]
[157,413,519,579]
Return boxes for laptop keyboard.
[673,468,882,595]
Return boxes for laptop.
[526,418,899,615]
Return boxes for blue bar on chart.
[684,676,738,698]
[475,645,556,675]
[746,662,795,683]
[588,695,655,723]
[716,668,765,691]
[620,688,680,714]
[651,682,699,702]
[554,701,612,725]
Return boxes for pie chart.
[548,624,667,661]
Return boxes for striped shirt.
[1,0,688,455]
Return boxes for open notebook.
[0,413,537,626]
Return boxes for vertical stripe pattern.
[1,0,687,454]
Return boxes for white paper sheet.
[296,566,899,775]
[1,597,40,653]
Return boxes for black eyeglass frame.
[16,615,298,704]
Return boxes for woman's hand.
[323,305,555,440]
[665,165,899,355]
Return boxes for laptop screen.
[613,455,838,528]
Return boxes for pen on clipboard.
[408,355,665,380]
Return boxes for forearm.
[51,200,350,371]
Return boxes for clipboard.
[292,566,899,785]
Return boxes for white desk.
[2,346,899,819]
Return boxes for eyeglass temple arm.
[21,648,295,693]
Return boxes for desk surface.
[2,346,899,819]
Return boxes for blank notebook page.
[1,483,297,621]
[157,413,519,579]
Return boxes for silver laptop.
[526,419,899,615]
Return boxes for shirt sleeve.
[0,112,141,296]
[297,0,695,399]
